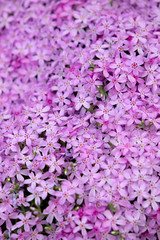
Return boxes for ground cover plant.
[0,0,160,239]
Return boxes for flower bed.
[0,0,160,239]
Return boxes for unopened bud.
[111,231,119,235]
[74,206,80,211]
[57,186,61,191]
[45,226,53,231]
[64,168,68,175]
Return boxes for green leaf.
[65,64,70,68]
[108,142,115,150]
[84,104,96,113]
[21,205,26,216]
[88,62,95,72]
[88,67,94,72]
[97,85,108,97]
[18,142,25,150]
[94,122,103,127]
[37,205,41,213]
[120,235,125,240]
[4,177,11,183]
[58,140,67,147]
[137,121,153,129]
[32,150,37,156]
[9,182,20,194]
[110,0,115,6]
[4,234,9,239]
[119,233,125,240]
[89,62,95,68]
[108,202,117,213]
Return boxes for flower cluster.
[0,0,160,239]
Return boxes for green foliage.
[88,62,95,71]
[97,85,108,97]
[110,0,115,6]
[108,202,117,213]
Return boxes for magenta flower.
[125,53,144,75]
[107,74,126,91]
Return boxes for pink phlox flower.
[118,137,137,155]
[74,93,92,111]
[31,103,50,117]
[128,30,147,44]
[110,56,127,75]
[49,157,64,174]
[24,172,42,188]
[43,202,63,224]
[125,210,145,233]
[125,52,144,75]
[146,74,160,92]
[11,229,30,239]
[103,210,126,231]
[83,165,101,185]
[29,229,44,240]
[32,48,50,65]
[95,103,112,121]
[27,186,41,206]
[143,63,158,80]
[37,180,55,200]
[130,181,149,204]
[143,188,160,211]
[112,180,128,197]
[17,191,30,207]
[147,112,160,129]
[107,74,125,91]
[98,18,114,34]
[63,179,83,195]
[19,128,37,146]
[54,91,71,106]
[91,40,108,54]
[132,168,150,183]
[73,216,93,236]
[12,212,34,232]
[55,183,75,205]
